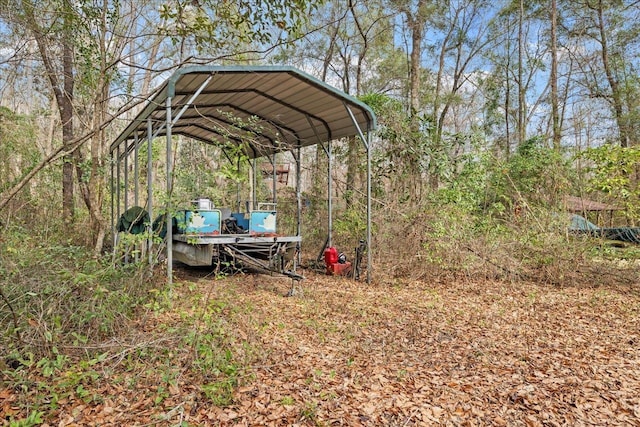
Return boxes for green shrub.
[0,224,162,358]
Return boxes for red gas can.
[324,246,338,271]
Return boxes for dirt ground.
[3,268,640,426]
[181,269,640,426]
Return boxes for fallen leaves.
[209,274,640,426]
[3,271,640,426]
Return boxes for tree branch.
[0,98,146,212]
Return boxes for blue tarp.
[569,214,640,244]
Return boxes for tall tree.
[483,0,550,156]
[517,0,526,146]
[564,0,640,147]
[550,0,561,149]
[427,0,494,188]
[388,0,435,199]
[0,0,317,250]
[343,0,392,206]
[8,0,78,226]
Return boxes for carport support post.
[147,117,153,266]
[132,137,140,263]
[344,103,373,284]
[295,147,302,266]
[366,130,372,284]
[134,134,139,207]
[114,144,122,264]
[272,153,277,204]
[124,144,129,213]
[328,140,332,248]
[110,151,115,263]
[123,148,129,264]
[166,97,173,286]
[306,116,332,252]
[237,158,242,211]
[251,159,257,210]
[116,144,121,237]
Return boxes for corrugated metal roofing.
[110,65,376,158]
[564,196,621,212]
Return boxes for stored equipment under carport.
[109,65,376,283]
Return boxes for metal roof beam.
[173,88,332,138]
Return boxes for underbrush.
[372,203,640,287]
[3,195,639,424]
[0,224,162,359]
[0,224,257,425]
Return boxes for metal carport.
[109,65,376,283]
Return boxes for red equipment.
[324,246,338,266]
[324,246,352,276]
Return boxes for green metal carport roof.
[111,65,376,158]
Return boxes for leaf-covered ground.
[3,270,640,426]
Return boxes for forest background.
[2,0,640,425]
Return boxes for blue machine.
[227,211,277,234]
[230,212,250,231]
[249,211,277,234]
[176,209,222,235]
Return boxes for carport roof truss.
[111,65,377,157]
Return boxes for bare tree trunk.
[517,0,526,146]
[409,14,423,118]
[76,81,109,254]
[46,97,57,155]
[505,28,511,158]
[141,38,162,99]
[429,5,452,192]
[345,0,369,208]
[550,0,561,149]
[405,0,428,198]
[595,0,627,147]
[23,0,76,226]
[61,34,75,227]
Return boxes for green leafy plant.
[487,136,574,213]
[7,410,43,427]
[579,144,640,218]
[0,224,163,357]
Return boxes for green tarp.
[116,206,149,235]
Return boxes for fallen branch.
[0,285,23,344]
[462,244,527,281]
